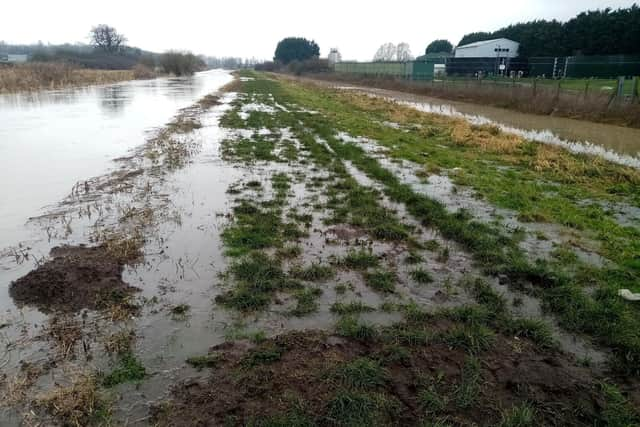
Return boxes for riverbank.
[299,72,640,129]
[0,62,156,93]
[1,70,639,425]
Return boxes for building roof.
[456,38,518,49]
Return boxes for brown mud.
[152,325,610,426]
[9,245,139,313]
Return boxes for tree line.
[457,4,640,57]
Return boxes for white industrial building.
[454,38,519,58]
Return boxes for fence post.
[633,76,639,103]
[616,76,625,102]
[554,80,561,103]
[584,79,590,101]
[532,78,537,98]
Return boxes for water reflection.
[0,70,233,250]
[99,84,130,116]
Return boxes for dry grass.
[0,62,135,93]
[532,144,640,185]
[45,315,83,360]
[36,371,108,426]
[1,362,46,408]
[451,121,523,153]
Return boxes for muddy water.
[0,70,231,249]
[333,85,640,164]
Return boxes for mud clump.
[9,245,139,313]
[151,326,622,426]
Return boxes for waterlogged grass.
[229,71,640,376]
[331,301,375,315]
[289,287,323,317]
[338,249,379,270]
[364,270,396,293]
[219,71,640,378]
[216,252,300,311]
[289,263,336,282]
[102,352,146,387]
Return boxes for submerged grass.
[221,71,640,377]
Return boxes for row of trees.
[457,4,640,57]
[372,42,413,62]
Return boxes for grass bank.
[302,72,640,129]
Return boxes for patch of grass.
[325,390,397,426]
[242,344,284,367]
[290,263,336,282]
[331,301,374,315]
[102,352,146,387]
[216,252,298,312]
[325,176,410,242]
[222,201,284,256]
[502,318,555,349]
[339,249,379,270]
[497,403,536,427]
[186,354,222,371]
[335,316,377,341]
[418,386,447,414]
[276,244,303,259]
[599,383,640,425]
[410,268,434,284]
[224,326,267,344]
[454,356,481,408]
[364,270,396,293]
[289,287,322,317]
[329,358,387,389]
[439,324,495,354]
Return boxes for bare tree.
[373,43,396,62]
[90,25,127,53]
[396,43,414,62]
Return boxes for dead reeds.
[0,62,135,93]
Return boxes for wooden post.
[532,78,537,98]
[554,79,561,103]
[633,76,639,103]
[584,79,590,101]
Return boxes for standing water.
[0,70,232,250]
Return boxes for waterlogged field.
[1,70,639,426]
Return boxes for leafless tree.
[89,25,127,53]
[373,43,396,62]
[396,43,414,62]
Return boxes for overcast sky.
[2,0,637,61]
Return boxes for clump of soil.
[9,245,139,313]
[151,324,624,426]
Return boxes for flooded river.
[0,70,231,250]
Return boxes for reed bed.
[0,62,139,93]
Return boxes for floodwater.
[0,70,231,250]
[333,85,640,165]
